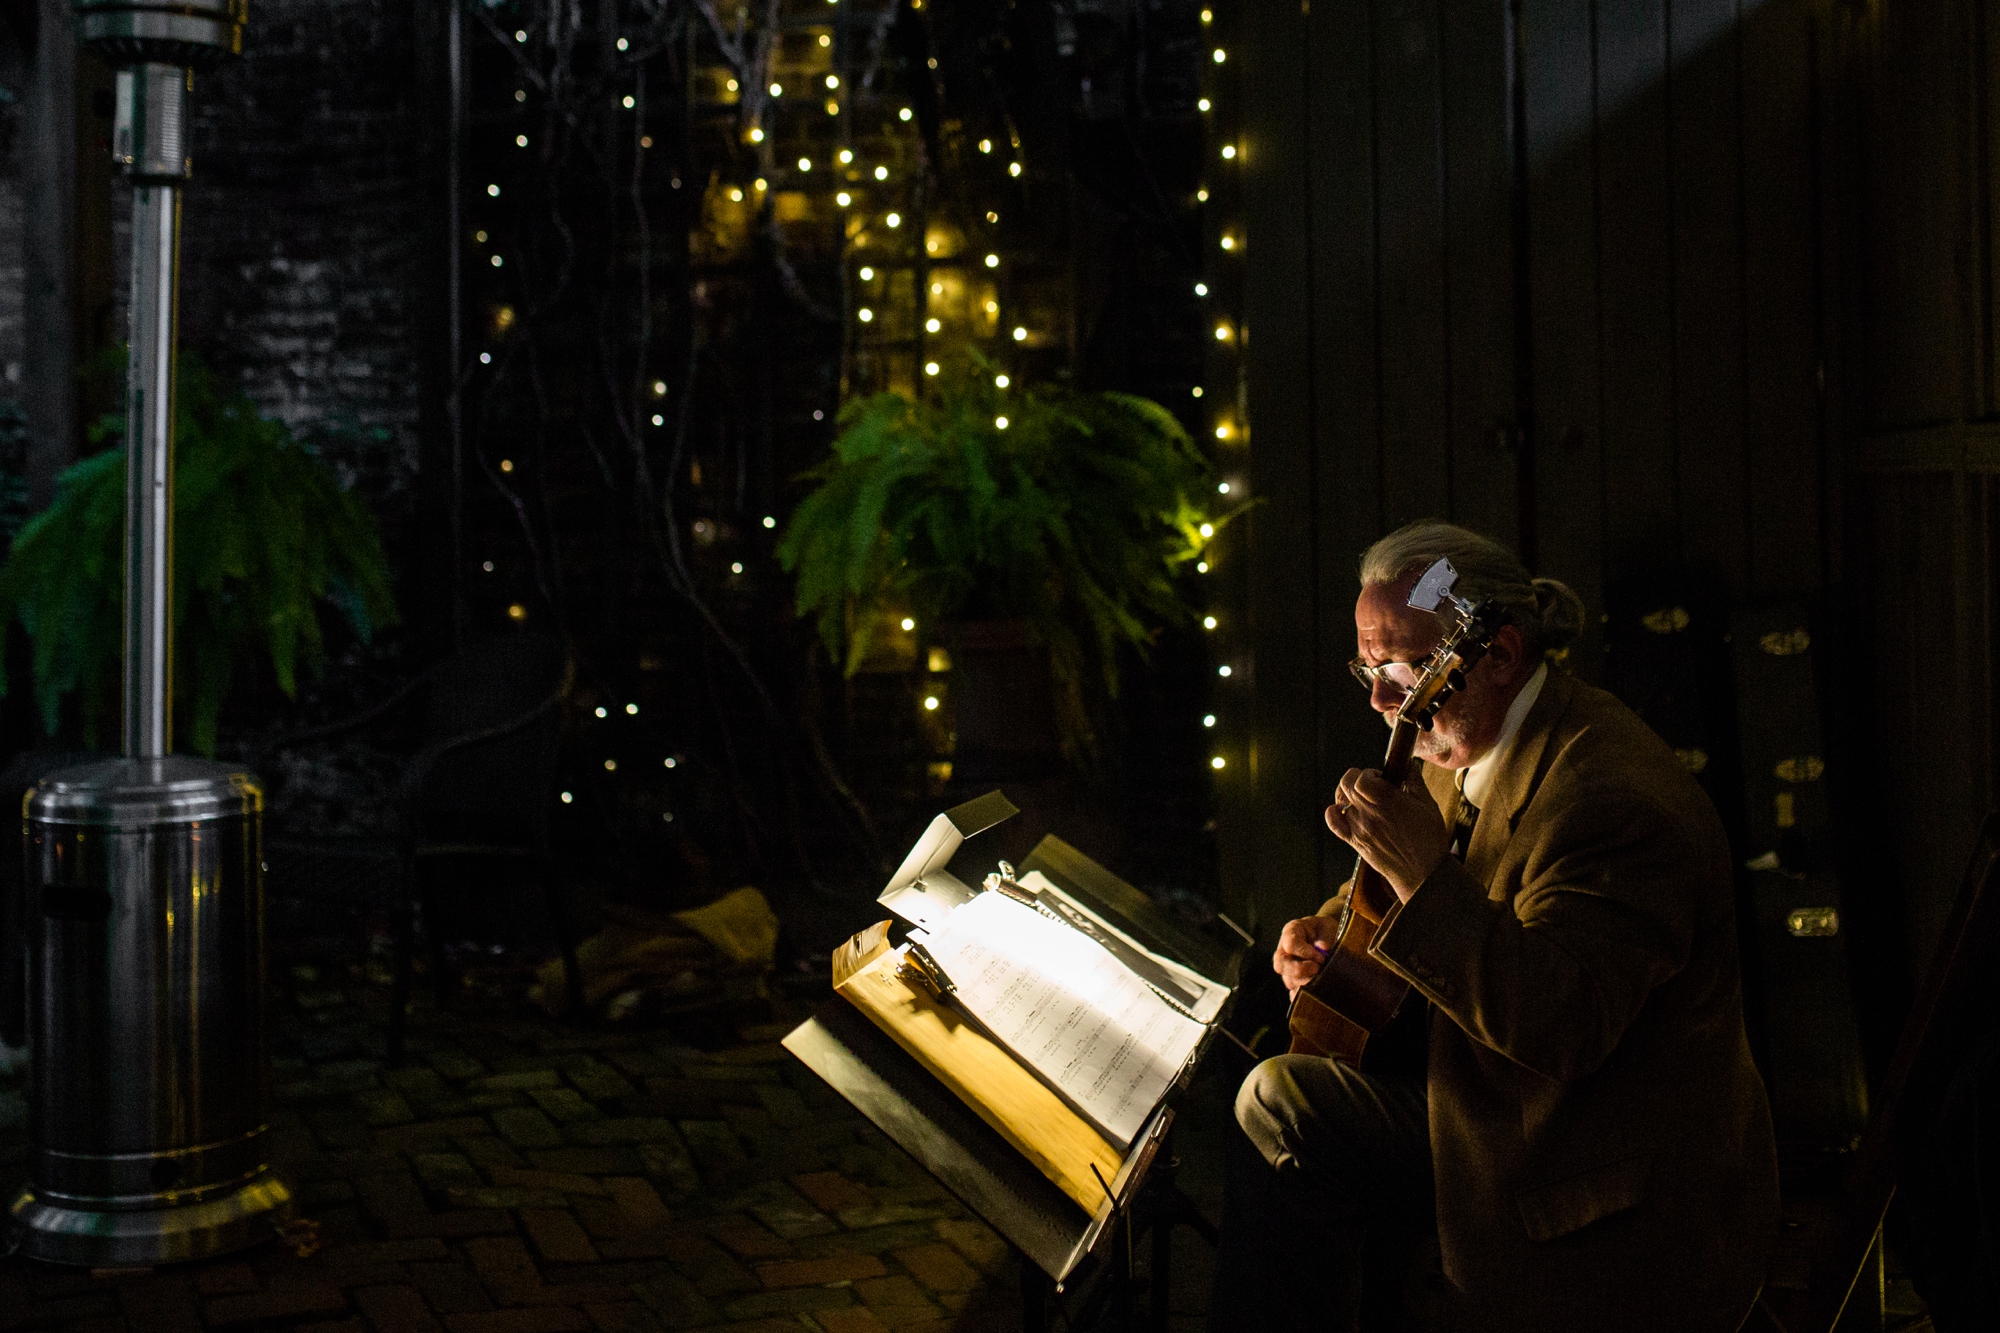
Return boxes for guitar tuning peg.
[1416,712,1435,732]
[1447,669,1466,691]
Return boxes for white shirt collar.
[1459,662,1547,811]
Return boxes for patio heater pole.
[8,0,293,1265]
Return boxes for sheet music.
[915,890,1205,1148]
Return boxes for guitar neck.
[1348,718,1421,919]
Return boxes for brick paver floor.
[0,958,1033,1333]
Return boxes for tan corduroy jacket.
[1329,668,1779,1331]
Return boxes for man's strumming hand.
[1272,915,1340,996]
[1323,767,1452,903]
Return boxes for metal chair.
[255,633,585,1065]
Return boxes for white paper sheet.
[916,890,1205,1147]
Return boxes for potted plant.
[0,354,398,756]
[779,357,1230,768]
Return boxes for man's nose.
[1370,678,1405,714]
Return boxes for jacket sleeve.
[1368,785,1702,1082]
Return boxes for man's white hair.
[1360,520,1585,656]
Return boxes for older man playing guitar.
[1220,522,1778,1333]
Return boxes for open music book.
[909,888,1206,1149]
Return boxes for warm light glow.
[900,107,913,121]
[561,791,573,803]
[875,165,889,180]
[1198,561,1210,573]
[1212,756,1226,769]
[858,308,875,322]
[516,134,528,147]
[616,37,629,50]
[1201,8,1213,22]
[1215,424,1231,439]
[1204,714,1217,727]
[985,253,999,268]
[499,458,515,473]
[664,757,678,768]
[769,83,783,96]
[825,100,839,115]
[820,33,832,45]
[595,706,608,718]
[885,213,902,229]
[731,562,744,573]
[490,255,503,268]
[763,515,777,528]
[932,281,944,293]
[987,211,999,223]
[836,192,851,206]
[986,300,999,313]
[1218,664,1233,677]
[515,29,527,42]
[1213,48,1226,62]
[1199,98,1212,112]
[1218,481,1230,493]
[1215,324,1230,340]
[901,617,916,631]
[1222,144,1237,160]
[1199,523,1215,538]
[727,79,739,93]
[1192,386,1205,398]
[1195,282,1208,296]
[654,380,667,395]
[626,703,639,715]
[925,361,940,375]
[924,696,940,710]
[1009,162,1022,177]
[826,74,839,87]
[980,139,993,153]
[798,157,812,171]
[729,187,744,201]
[995,416,1010,430]
[480,352,492,364]
[995,374,1010,388]
[859,266,874,279]
[475,230,488,242]
[623,95,636,109]
[487,183,500,196]
[926,317,941,332]
[1197,188,1209,202]
[1221,235,1235,250]
[508,603,527,621]
[839,149,853,164]
[749,127,764,142]
[1012,326,1027,341]
[1204,616,1218,629]
[604,759,618,771]
[755,178,768,191]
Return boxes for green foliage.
[778,357,1237,761]
[0,354,400,755]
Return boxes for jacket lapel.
[1461,668,1576,890]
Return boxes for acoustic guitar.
[1287,557,1507,1063]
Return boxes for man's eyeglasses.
[1348,657,1428,694]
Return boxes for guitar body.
[1287,850,1416,1061]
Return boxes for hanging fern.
[0,354,399,756]
[779,357,1241,762]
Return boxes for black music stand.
[784,827,1244,1329]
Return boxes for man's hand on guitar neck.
[1324,766,1453,903]
[1273,915,1340,996]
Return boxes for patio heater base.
[9,1170,293,1267]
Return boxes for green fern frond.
[0,352,400,755]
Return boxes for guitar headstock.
[1395,558,1509,731]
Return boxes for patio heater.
[7,0,293,1265]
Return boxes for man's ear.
[1483,623,1529,683]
